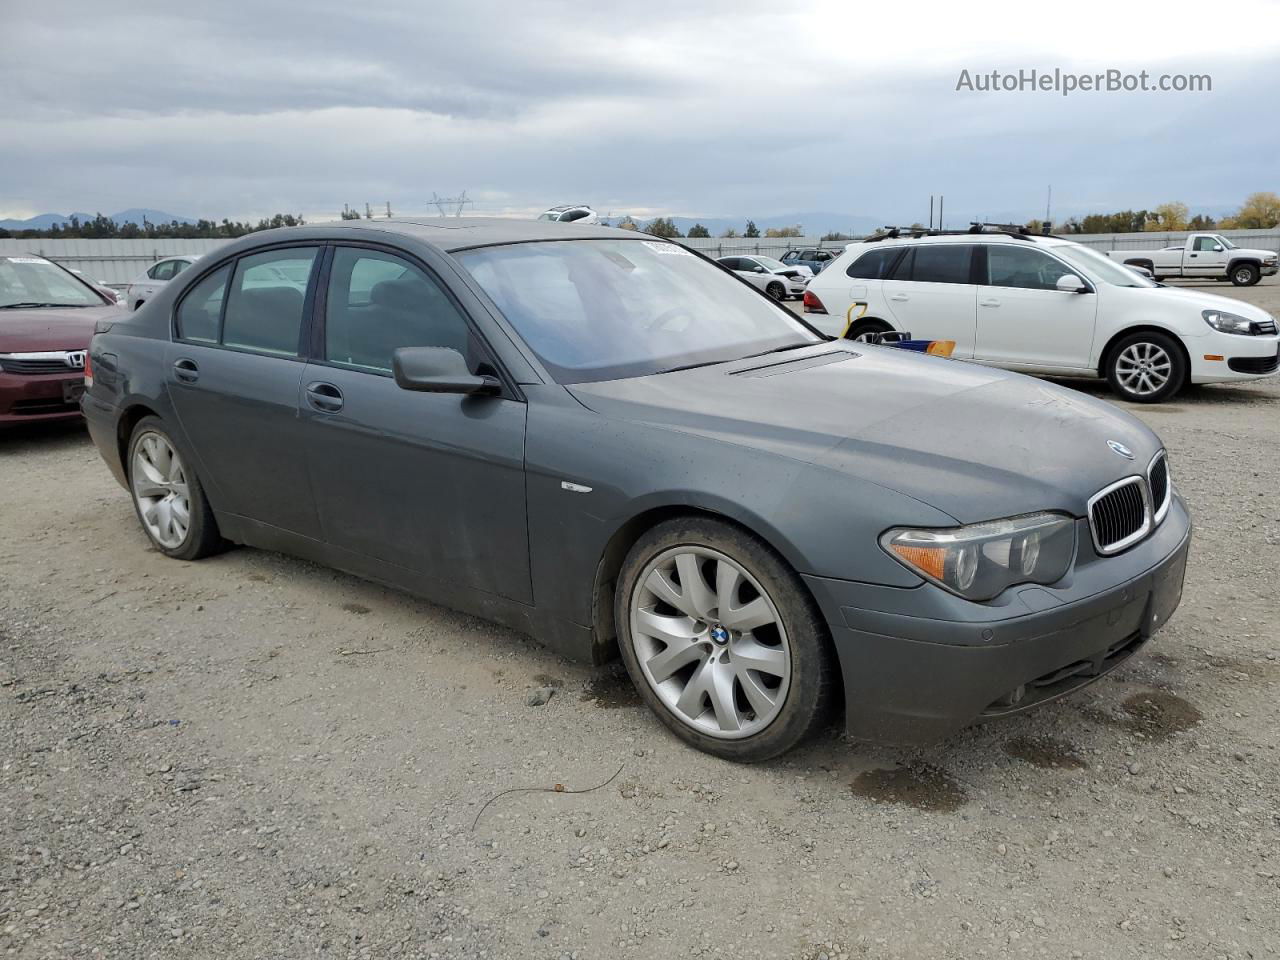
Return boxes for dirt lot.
[3,280,1278,959]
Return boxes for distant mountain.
[611,212,889,238]
[0,208,196,230]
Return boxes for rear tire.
[846,319,893,341]
[127,416,225,560]
[1231,263,1260,286]
[1104,331,1187,404]
[615,517,837,762]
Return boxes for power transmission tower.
[430,191,473,217]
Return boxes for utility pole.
[430,191,474,217]
[385,201,392,219]
[1045,185,1052,226]
[938,195,944,230]
[365,203,372,220]
[929,195,934,231]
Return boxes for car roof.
[286,216,638,252]
[851,233,1073,250]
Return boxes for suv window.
[846,247,902,280]
[905,244,973,284]
[986,245,1070,291]
[176,265,231,343]
[324,247,471,372]
[221,248,318,357]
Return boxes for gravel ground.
[3,280,1278,959]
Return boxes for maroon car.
[1,255,122,425]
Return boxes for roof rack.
[863,221,1053,243]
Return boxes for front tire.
[1105,331,1187,404]
[127,416,224,560]
[1231,263,1260,286]
[765,281,785,301]
[615,517,837,762]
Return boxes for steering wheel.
[644,305,695,332]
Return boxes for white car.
[716,255,812,301]
[802,231,1280,403]
[537,205,600,225]
[1106,233,1278,286]
[126,255,200,311]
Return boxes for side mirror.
[1055,274,1090,294]
[754,266,767,273]
[1212,244,1224,252]
[392,346,500,395]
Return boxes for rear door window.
[220,248,318,357]
[176,266,231,343]
[907,244,973,284]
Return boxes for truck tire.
[1105,330,1187,404]
[1231,263,1260,286]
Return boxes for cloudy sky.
[4,0,1278,225]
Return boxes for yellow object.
[840,301,869,338]
[890,543,947,580]
[926,340,956,358]
[1203,354,1224,361]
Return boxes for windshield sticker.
[6,257,48,264]
[642,242,694,257]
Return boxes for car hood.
[1136,284,1274,320]
[568,343,1161,523]
[0,304,120,352]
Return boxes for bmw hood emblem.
[1107,440,1135,460]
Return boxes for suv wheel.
[1231,263,1260,286]
[127,416,225,559]
[846,319,893,341]
[1105,331,1186,403]
[615,517,837,762]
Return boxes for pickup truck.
[1106,233,1278,286]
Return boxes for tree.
[643,217,682,238]
[720,227,739,238]
[764,225,802,238]
[1221,191,1280,229]
[341,206,362,220]
[744,220,759,238]
[1187,213,1217,230]
[821,231,852,241]
[1144,202,1190,232]
[615,216,639,231]
[686,223,710,238]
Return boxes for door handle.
[305,381,344,413]
[173,358,199,383]
[889,294,909,301]
[978,298,1001,307]
[1189,253,1197,258]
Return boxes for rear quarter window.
[845,247,903,279]
[176,266,231,343]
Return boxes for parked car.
[68,268,123,305]
[716,255,811,300]
[1105,233,1278,286]
[537,205,600,225]
[126,255,200,311]
[83,218,1190,761]
[802,232,1279,403]
[1,254,121,425]
[781,248,840,274]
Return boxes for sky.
[4,0,1279,226]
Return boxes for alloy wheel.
[1115,342,1172,397]
[629,546,791,739]
[131,432,191,549]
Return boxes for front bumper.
[805,497,1192,745]
[0,371,86,425]
[1190,338,1280,383]
[1261,263,1277,277]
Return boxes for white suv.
[802,232,1280,403]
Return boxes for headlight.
[881,512,1076,601]
[1203,309,1263,335]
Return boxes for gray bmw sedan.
[82,218,1190,761]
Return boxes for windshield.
[1051,243,1157,288]
[457,239,820,383]
[1215,235,1236,249]
[537,212,560,221]
[754,256,787,271]
[0,256,104,308]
